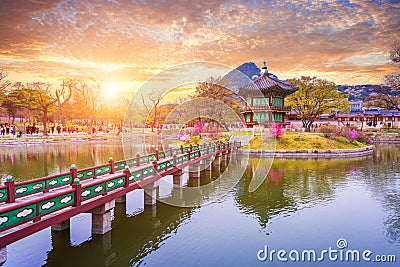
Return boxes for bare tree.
[141,88,163,132]
[0,69,11,91]
[390,42,400,63]
[54,79,75,130]
[72,79,101,132]
[380,43,400,110]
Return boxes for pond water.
[0,142,399,267]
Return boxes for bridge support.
[173,170,183,186]
[0,246,6,266]
[143,183,158,206]
[189,164,200,178]
[213,155,221,173]
[51,218,70,231]
[90,200,115,235]
[115,195,126,203]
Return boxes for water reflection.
[235,157,369,228]
[0,141,126,182]
[0,144,399,267]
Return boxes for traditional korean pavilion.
[238,61,297,127]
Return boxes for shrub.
[269,123,284,138]
[318,124,372,144]
[317,124,340,138]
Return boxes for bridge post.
[72,178,81,207]
[70,164,77,181]
[109,157,115,174]
[0,246,6,266]
[5,176,15,203]
[136,154,141,166]
[51,218,70,231]
[90,200,115,235]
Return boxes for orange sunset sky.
[0,0,399,95]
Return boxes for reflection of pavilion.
[234,158,361,228]
[238,62,297,128]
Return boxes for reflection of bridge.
[0,141,240,264]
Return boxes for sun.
[102,82,119,99]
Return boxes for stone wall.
[373,133,400,143]
[238,145,374,158]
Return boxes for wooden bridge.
[0,141,240,256]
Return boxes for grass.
[246,132,368,150]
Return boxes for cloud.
[0,0,399,85]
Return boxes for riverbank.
[238,132,374,158]
[372,133,400,143]
[238,145,374,158]
[0,133,122,146]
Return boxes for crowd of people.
[0,122,122,137]
[0,123,22,137]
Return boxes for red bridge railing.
[0,141,241,232]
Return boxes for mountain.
[337,84,392,101]
[223,62,280,91]
[236,62,261,80]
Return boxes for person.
[56,125,61,134]
[17,130,22,138]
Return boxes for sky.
[0,0,399,95]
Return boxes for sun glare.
[102,83,119,99]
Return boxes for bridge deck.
[0,141,238,246]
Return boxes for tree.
[194,76,241,111]
[0,85,30,123]
[193,76,243,132]
[141,88,163,132]
[0,69,10,91]
[26,82,57,136]
[0,69,10,107]
[390,42,400,63]
[373,43,400,110]
[286,76,350,132]
[54,79,75,130]
[70,79,101,132]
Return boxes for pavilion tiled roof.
[240,73,297,94]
